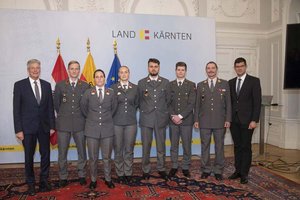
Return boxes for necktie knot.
[123,84,127,90]
[178,81,182,86]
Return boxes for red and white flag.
[50,54,68,146]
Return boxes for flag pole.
[56,37,61,54]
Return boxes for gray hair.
[27,59,41,68]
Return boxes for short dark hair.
[93,69,105,78]
[148,58,160,65]
[68,60,80,69]
[175,62,187,70]
[119,65,130,73]
[206,61,218,69]
[234,57,247,66]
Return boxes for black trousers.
[230,120,254,178]
[22,126,50,185]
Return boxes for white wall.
[0,0,300,149]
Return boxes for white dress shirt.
[236,73,247,92]
[29,77,42,98]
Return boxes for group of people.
[13,57,261,196]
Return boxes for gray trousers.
[141,126,166,173]
[200,128,225,174]
[114,124,137,176]
[58,131,87,180]
[169,125,193,170]
[86,136,113,182]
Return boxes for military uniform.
[194,78,231,175]
[80,86,117,182]
[169,79,196,170]
[53,79,89,181]
[138,76,170,173]
[111,82,139,177]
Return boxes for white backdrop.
[0,9,216,163]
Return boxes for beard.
[149,72,158,77]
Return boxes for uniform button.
[125,102,127,104]
[72,94,75,96]
[211,108,214,111]
[154,95,156,97]
[99,112,102,114]
[125,98,127,100]
[178,109,181,111]
[178,103,180,106]
[154,101,157,103]
[72,100,75,102]
[99,117,101,119]
[99,123,102,125]
[237,101,239,103]
[71,112,74,114]
[125,106,127,109]
[125,110,127,112]
[154,89,156,92]
[211,98,214,100]
[178,93,181,95]
[211,103,213,105]
[178,98,180,100]
[154,106,157,109]
[72,106,74,108]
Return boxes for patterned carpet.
[0,158,299,199]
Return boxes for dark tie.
[210,79,214,92]
[236,78,242,96]
[98,88,103,103]
[123,84,127,90]
[34,81,41,105]
[178,81,182,87]
[71,82,75,91]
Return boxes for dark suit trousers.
[230,119,254,178]
[22,126,50,185]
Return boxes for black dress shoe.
[59,179,68,187]
[79,177,87,185]
[228,172,241,180]
[125,176,133,183]
[168,168,178,177]
[215,174,223,181]
[142,173,150,180]
[240,177,248,184]
[26,184,36,196]
[117,176,127,184]
[182,169,190,178]
[201,172,210,179]
[105,180,115,189]
[158,171,168,180]
[89,181,97,190]
[39,181,52,192]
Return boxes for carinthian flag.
[80,52,96,86]
[105,53,121,88]
[51,54,68,146]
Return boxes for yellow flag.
[80,52,96,86]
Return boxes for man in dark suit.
[13,59,55,195]
[138,58,170,180]
[228,57,262,184]
[53,60,89,187]
[168,62,196,178]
